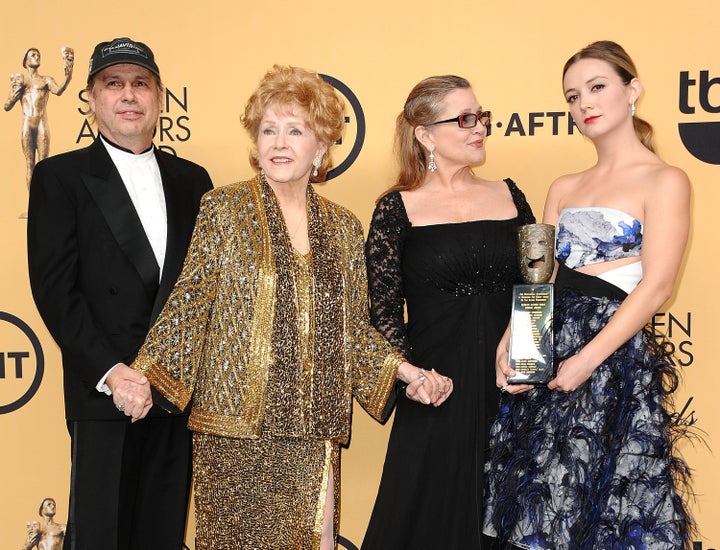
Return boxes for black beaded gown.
[362,180,535,550]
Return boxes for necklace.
[288,210,306,239]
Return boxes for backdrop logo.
[337,535,359,550]
[652,310,697,427]
[3,45,75,190]
[652,311,693,368]
[320,74,365,180]
[491,112,579,137]
[0,311,44,414]
[678,70,720,164]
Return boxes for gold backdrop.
[1,1,717,548]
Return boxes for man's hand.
[106,363,153,421]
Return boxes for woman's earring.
[427,146,437,173]
[631,102,636,117]
[312,157,321,178]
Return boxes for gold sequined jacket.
[133,176,403,443]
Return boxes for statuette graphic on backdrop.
[21,497,65,550]
[4,46,74,195]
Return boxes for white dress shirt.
[97,135,167,394]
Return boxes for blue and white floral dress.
[483,207,693,550]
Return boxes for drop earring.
[427,146,437,173]
[631,102,636,117]
[312,157,321,178]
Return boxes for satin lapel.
[81,140,160,298]
[151,151,184,321]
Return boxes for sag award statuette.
[508,223,555,385]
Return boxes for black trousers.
[64,416,192,550]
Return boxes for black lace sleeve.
[504,178,536,225]
[365,192,412,359]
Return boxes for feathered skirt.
[482,264,692,549]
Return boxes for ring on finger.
[499,385,508,393]
[116,402,124,412]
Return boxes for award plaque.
[507,224,555,385]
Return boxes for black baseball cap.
[87,37,160,82]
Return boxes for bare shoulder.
[485,177,513,188]
[653,162,690,186]
[548,171,583,196]
[398,186,423,209]
[646,162,690,200]
[544,171,583,209]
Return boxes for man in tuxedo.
[27,37,213,550]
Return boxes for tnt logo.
[320,74,365,181]
[678,70,720,164]
[0,312,44,414]
[337,535,359,550]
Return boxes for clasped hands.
[106,363,153,422]
[397,361,453,406]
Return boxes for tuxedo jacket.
[27,138,213,420]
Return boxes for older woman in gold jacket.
[128,65,452,549]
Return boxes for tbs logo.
[678,71,720,164]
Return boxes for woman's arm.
[132,190,225,410]
[548,166,690,391]
[364,193,412,356]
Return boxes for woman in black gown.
[362,75,535,550]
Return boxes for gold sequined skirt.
[192,432,339,550]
